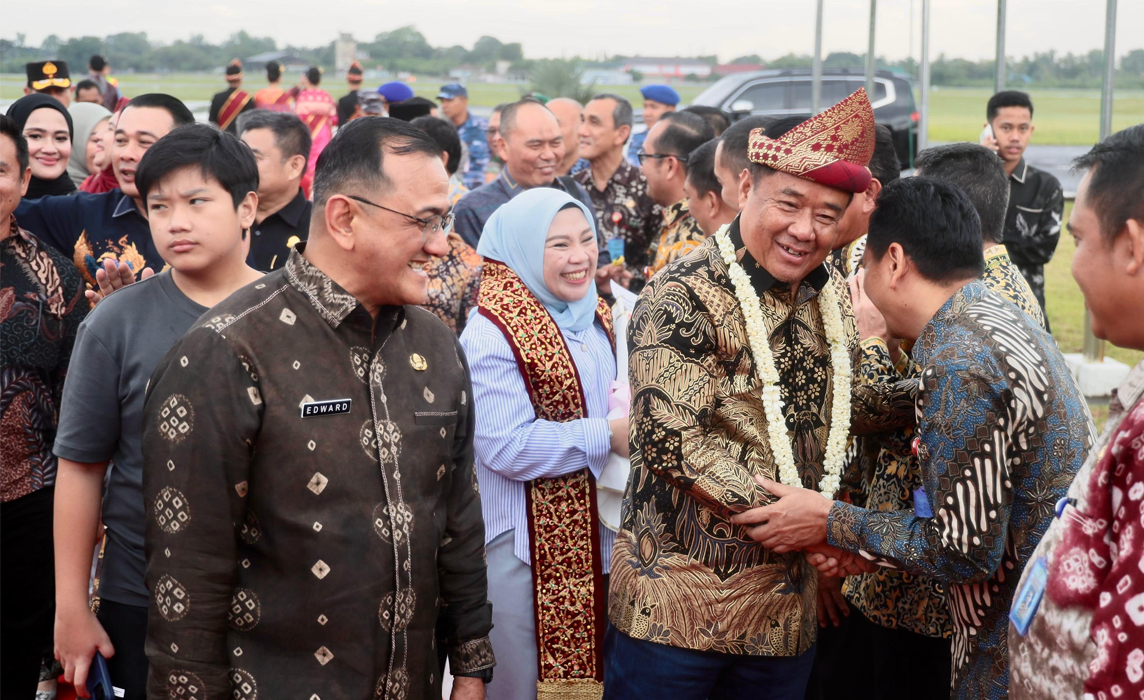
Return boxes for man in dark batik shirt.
[574,93,660,292]
[741,178,1090,700]
[142,119,494,700]
[981,91,1064,317]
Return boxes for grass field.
[4,73,1140,145]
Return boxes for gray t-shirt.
[54,272,207,608]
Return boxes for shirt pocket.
[414,410,458,426]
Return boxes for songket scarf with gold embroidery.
[476,259,614,699]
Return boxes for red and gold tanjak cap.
[347,61,364,84]
[226,59,244,82]
[748,87,876,193]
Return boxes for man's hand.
[729,477,832,552]
[54,604,115,698]
[816,575,850,628]
[806,543,877,578]
[980,126,1000,154]
[848,269,890,343]
[450,676,486,700]
[609,417,630,459]
[85,259,154,305]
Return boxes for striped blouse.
[459,313,616,572]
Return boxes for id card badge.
[607,237,626,262]
[1010,556,1049,637]
[913,487,934,518]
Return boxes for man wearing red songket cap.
[209,59,255,134]
[605,89,916,699]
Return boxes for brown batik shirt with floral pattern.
[142,246,494,700]
[422,233,482,335]
[574,158,661,291]
[610,217,917,657]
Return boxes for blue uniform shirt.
[456,112,490,191]
[15,189,160,287]
[626,128,648,167]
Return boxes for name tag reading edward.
[301,398,353,418]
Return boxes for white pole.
[918,0,931,150]
[866,0,878,98]
[812,0,824,114]
[995,0,1007,92]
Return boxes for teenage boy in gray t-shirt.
[52,124,266,700]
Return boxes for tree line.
[3,28,1141,90]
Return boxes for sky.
[5,0,1141,63]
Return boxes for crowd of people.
[2,51,1142,700]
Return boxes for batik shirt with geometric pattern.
[647,199,707,278]
[827,281,1093,700]
[610,218,917,657]
[843,242,1048,639]
[422,233,482,335]
[142,246,494,700]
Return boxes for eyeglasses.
[636,151,680,165]
[347,195,455,241]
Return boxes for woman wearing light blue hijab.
[459,188,627,698]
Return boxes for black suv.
[690,68,918,168]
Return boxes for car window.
[822,80,857,106]
[793,78,888,110]
[789,81,812,111]
[734,81,787,111]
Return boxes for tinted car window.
[791,78,888,111]
[735,81,786,110]
[789,81,812,111]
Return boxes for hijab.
[67,102,111,186]
[6,94,77,199]
[477,187,600,332]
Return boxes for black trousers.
[96,599,149,700]
[806,606,952,700]
[1,487,56,699]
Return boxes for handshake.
[729,475,877,578]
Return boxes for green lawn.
[1045,200,1142,370]
[928,87,1144,146]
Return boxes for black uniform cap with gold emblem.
[26,60,71,90]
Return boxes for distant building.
[335,34,356,73]
[581,68,634,86]
[245,51,309,72]
[621,57,713,80]
[715,63,767,76]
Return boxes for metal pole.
[812,0,824,114]
[866,0,878,98]
[995,0,1007,92]
[918,0,931,151]
[1084,0,1117,363]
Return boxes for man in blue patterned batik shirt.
[439,83,489,191]
[733,177,1092,700]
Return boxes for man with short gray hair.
[574,93,660,291]
[237,110,313,270]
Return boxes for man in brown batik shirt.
[142,118,494,700]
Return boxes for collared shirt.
[452,170,608,267]
[829,235,867,278]
[142,247,495,700]
[337,89,359,126]
[461,313,615,569]
[611,217,916,657]
[247,188,312,272]
[15,188,160,288]
[574,158,661,292]
[843,242,1049,641]
[1009,360,1144,700]
[647,199,706,277]
[422,233,482,335]
[455,112,490,191]
[1,218,87,502]
[447,174,469,207]
[827,281,1092,700]
[1001,158,1064,315]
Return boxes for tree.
[731,54,763,65]
[529,59,597,104]
[469,36,503,64]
